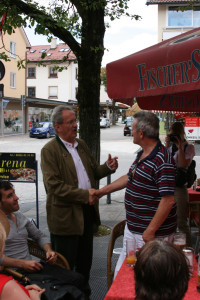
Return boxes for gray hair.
[51,105,74,127]
[134,111,159,140]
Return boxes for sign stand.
[35,161,39,228]
[0,153,39,228]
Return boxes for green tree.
[0,0,139,161]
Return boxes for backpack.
[186,159,197,188]
[175,144,196,188]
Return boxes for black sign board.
[0,153,36,182]
[0,61,5,81]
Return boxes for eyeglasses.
[62,119,77,125]
[130,163,138,181]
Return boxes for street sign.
[0,61,5,81]
[185,117,199,140]
[0,153,36,181]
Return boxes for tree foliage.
[101,67,107,92]
[0,0,140,161]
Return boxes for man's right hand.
[22,260,44,272]
[88,189,99,205]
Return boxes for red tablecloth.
[188,187,200,226]
[104,257,199,300]
[188,187,200,203]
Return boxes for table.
[188,187,200,252]
[104,257,199,300]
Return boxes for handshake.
[88,189,103,205]
[87,154,118,205]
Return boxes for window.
[49,86,58,98]
[28,67,36,78]
[40,49,47,53]
[10,72,16,88]
[10,41,16,58]
[75,87,78,98]
[30,49,36,53]
[75,68,78,80]
[49,67,58,78]
[28,87,36,97]
[168,6,200,27]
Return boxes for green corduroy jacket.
[41,136,113,236]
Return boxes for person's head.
[0,181,19,215]
[51,105,77,143]
[134,240,189,300]
[132,111,159,145]
[0,209,10,257]
[170,122,185,141]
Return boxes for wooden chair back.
[107,220,126,288]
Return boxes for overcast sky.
[25,0,158,67]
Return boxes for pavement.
[1,129,200,300]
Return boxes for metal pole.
[35,161,39,228]
[107,174,111,204]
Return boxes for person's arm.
[25,218,57,265]
[1,279,44,300]
[42,243,57,264]
[142,195,175,242]
[177,142,190,168]
[95,174,128,199]
[2,256,43,272]
[106,154,118,171]
[25,285,45,300]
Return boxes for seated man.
[134,240,190,300]
[0,180,88,299]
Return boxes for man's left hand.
[142,229,155,243]
[107,154,118,171]
[46,251,57,264]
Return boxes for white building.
[27,38,78,103]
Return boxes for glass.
[183,247,193,276]
[173,232,186,250]
[126,239,136,267]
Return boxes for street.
[0,123,140,206]
[1,124,200,300]
[1,123,200,206]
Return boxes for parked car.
[124,120,133,136]
[124,116,134,124]
[100,117,110,128]
[29,121,55,138]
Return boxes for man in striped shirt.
[94,111,177,275]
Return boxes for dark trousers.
[51,205,94,284]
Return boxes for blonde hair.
[0,223,6,257]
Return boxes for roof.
[27,43,76,62]
[20,27,31,48]
[147,0,194,4]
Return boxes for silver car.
[100,117,110,128]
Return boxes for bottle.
[193,180,197,190]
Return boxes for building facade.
[0,27,31,136]
[147,0,200,41]
[26,38,78,125]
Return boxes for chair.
[3,238,70,284]
[107,219,126,288]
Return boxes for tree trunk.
[77,5,105,163]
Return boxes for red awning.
[106,27,200,112]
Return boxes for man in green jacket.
[41,105,118,290]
